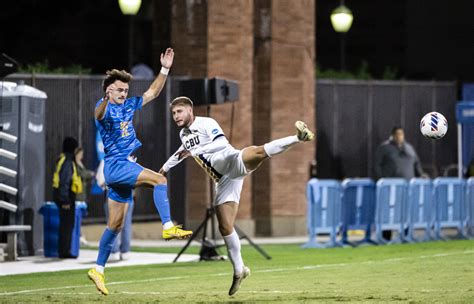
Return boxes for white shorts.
[213,149,251,206]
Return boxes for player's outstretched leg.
[295,120,315,141]
[242,120,315,172]
[263,120,314,157]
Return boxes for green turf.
[1,240,473,303]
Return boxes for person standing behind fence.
[375,126,428,180]
[52,137,82,258]
[75,147,95,246]
[375,126,427,240]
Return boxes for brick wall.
[207,0,254,227]
[168,0,315,236]
[253,0,315,235]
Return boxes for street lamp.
[330,3,353,71]
[119,0,142,15]
[119,0,142,68]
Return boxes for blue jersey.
[95,96,143,161]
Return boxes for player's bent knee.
[219,223,234,236]
[158,174,167,185]
[107,224,123,232]
[152,174,167,186]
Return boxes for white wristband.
[160,67,169,75]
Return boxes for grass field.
[0,240,473,303]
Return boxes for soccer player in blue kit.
[88,48,192,295]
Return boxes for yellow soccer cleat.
[295,121,315,142]
[162,225,193,241]
[87,268,109,296]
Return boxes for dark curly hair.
[102,69,133,92]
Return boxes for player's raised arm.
[142,48,174,106]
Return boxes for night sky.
[1,0,473,80]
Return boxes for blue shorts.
[104,158,144,203]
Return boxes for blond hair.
[170,96,194,110]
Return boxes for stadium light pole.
[330,2,353,71]
[119,0,142,69]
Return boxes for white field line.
[45,290,317,296]
[1,250,472,296]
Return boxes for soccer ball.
[420,112,448,139]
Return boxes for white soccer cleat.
[120,252,130,261]
[295,121,315,141]
[109,252,120,262]
[228,266,250,296]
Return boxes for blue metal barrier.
[407,178,433,242]
[433,178,468,240]
[303,179,342,248]
[341,178,376,246]
[467,178,474,237]
[375,178,408,244]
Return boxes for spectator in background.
[375,127,427,240]
[75,147,95,197]
[52,137,82,258]
[375,126,428,180]
[75,147,95,246]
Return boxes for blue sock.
[96,228,119,266]
[153,184,171,224]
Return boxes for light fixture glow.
[119,0,142,15]
[330,5,353,33]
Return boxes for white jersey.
[162,116,240,182]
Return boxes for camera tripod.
[173,204,271,262]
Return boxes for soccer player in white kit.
[159,96,314,296]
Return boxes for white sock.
[263,135,299,157]
[223,229,244,275]
[163,221,174,230]
[95,265,105,274]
